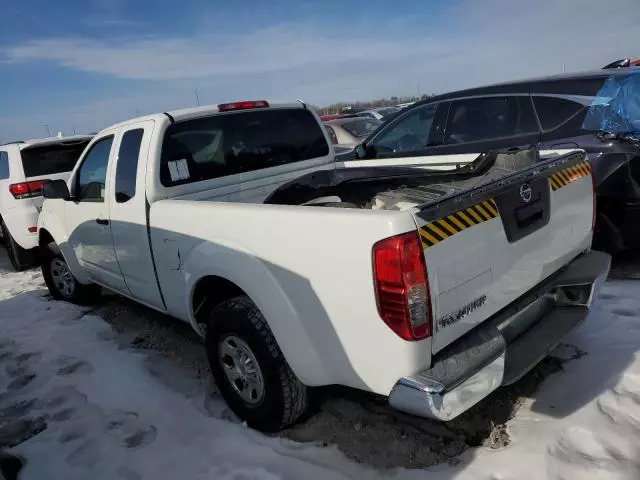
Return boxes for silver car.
[323,117,383,147]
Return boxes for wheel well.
[38,229,54,248]
[192,276,245,332]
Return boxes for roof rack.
[0,140,25,147]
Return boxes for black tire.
[205,295,308,432]
[40,241,101,305]
[1,220,35,271]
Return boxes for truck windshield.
[21,141,90,178]
[160,108,329,186]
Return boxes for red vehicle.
[319,114,346,121]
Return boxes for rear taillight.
[218,100,269,112]
[373,231,432,341]
[9,180,46,199]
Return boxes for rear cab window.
[20,141,91,178]
[160,108,329,187]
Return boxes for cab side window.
[0,151,9,180]
[76,136,114,202]
[444,96,538,145]
[371,104,439,153]
[115,129,144,203]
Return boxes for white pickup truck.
[38,100,610,432]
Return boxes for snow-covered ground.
[0,252,639,479]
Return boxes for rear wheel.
[1,220,35,271]
[41,241,101,304]
[205,295,309,432]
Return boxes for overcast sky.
[1,0,639,141]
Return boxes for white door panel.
[108,121,165,309]
[65,134,128,293]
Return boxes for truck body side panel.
[149,201,433,393]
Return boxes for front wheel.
[41,242,101,305]
[205,295,309,432]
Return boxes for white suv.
[0,135,93,270]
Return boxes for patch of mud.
[94,297,209,387]
[283,354,570,469]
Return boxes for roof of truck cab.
[102,101,307,132]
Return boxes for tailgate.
[414,150,594,354]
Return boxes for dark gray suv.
[354,69,640,254]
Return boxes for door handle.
[95,218,109,225]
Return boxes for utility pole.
[194,89,201,106]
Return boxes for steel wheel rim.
[50,259,75,298]
[218,335,265,405]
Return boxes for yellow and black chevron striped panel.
[549,160,592,191]
[419,199,499,249]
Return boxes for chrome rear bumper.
[388,250,611,421]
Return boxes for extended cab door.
[64,132,129,293]
[107,121,165,310]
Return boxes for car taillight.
[9,180,46,199]
[218,100,269,112]
[373,231,432,341]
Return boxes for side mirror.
[355,143,375,159]
[43,179,70,200]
